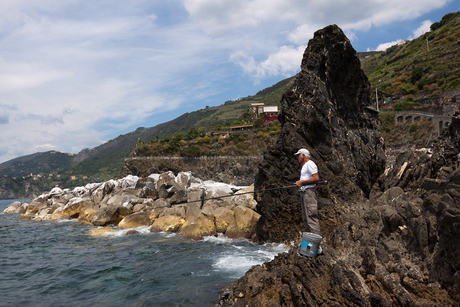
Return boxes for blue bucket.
[300,232,322,257]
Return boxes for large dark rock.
[218,25,460,307]
[254,24,385,244]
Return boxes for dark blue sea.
[0,199,288,307]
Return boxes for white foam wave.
[212,241,289,277]
[101,226,151,237]
[202,233,243,244]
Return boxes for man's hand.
[296,173,319,187]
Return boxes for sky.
[0,0,458,164]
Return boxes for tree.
[411,66,423,84]
[254,118,264,128]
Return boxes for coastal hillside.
[361,11,460,102]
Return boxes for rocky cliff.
[218,25,460,307]
[254,24,385,244]
[119,156,262,186]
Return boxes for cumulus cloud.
[231,45,304,79]
[369,39,404,51]
[408,20,432,39]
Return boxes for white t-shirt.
[300,160,318,189]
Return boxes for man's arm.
[295,173,319,187]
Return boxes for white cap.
[294,148,310,156]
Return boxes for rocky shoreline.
[3,171,261,241]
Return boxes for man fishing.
[295,148,321,238]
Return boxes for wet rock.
[180,213,216,240]
[225,206,260,240]
[92,205,129,226]
[88,227,116,236]
[213,207,235,233]
[150,215,184,233]
[118,211,150,229]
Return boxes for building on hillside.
[230,124,253,132]
[250,103,265,116]
[263,106,279,117]
[250,103,279,121]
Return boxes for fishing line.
[152,181,328,209]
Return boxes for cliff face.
[254,24,385,244]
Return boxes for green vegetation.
[135,120,282,157]
[361,11,460,102]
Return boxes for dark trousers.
[300,187,320,235]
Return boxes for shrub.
[392,81,403,88]
[406,94,415,101]
[447,35,455,41]
[409,124,418,133]
[416,78,429,90]
[427,83,439,92]
[411,66,424,83]
[392,101,419,110]
[441,79,460,91]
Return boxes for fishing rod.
[154,180,328,209]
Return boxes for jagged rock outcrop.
[218,26,460,307]
[371,111,460,197]
[254,24,385,244]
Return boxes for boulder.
[156,171,177,190]
[162,205,186,218]
[118,211,150,229]
[180,213,217,240]
[118,175,139,190]
[150,215,185,233]
[169,189,187,205]
[213,207,235,233]
[3,201,22,213]
[135,177,159,199]
[158,183,179,199]
[75,203,99,225]
[61,197,95,219]
[225,206,260,239]
[202,201,219,217]
[92,205,127,226]
[175,172,192,190]
[231,185,257,210]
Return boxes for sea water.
[0,199,289,307]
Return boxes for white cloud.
[231,45,305,79]
[408,20,432,39]
[373,39,404,51]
